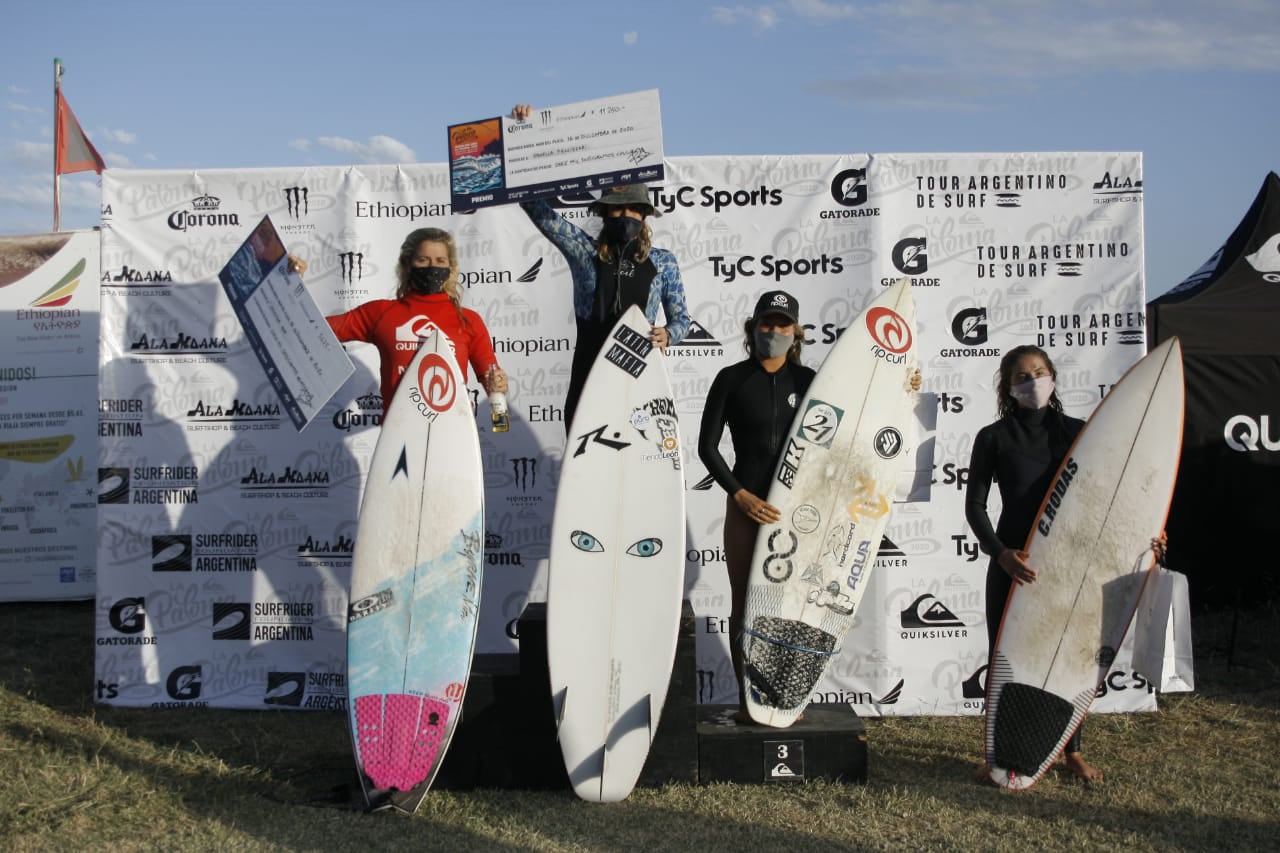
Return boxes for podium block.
[696,703,867,785]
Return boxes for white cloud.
[105,151,132,168]
[5,101,38,114]
[12,140,52,169]
[623,31,638,45]
[99,129,137,145]
[714,0,1280,72]
[712,5,780,30]
[145,153,157,161]
[7,85,30,95]
[288,138,312,152]
[315,134,416,164]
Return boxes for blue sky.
[2,0,1276,297]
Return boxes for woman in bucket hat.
[511,103,690,430]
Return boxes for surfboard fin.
[552,686,568,739]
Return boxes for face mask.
[408,265,450,294]
[754,329,794,359]
[1010,375,1055,410]
[602,216,643,246]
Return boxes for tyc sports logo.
[823,167,880,220]
[899,593,968,640]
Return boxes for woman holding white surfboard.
[964,345,1100,783]
[509,103,691,430]
[293,228,510,416]
[698,290,815,719]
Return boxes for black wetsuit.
[965,405,1085,750]
[697,358,816,498]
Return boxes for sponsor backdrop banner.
[0,231,99,601]
[96,154,1156,714]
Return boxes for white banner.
[95,154,1154,714]
[0,230,99,601]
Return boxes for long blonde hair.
[395,227,466,324]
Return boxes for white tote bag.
[1132,568,1195,693]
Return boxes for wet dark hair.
[996,344,1063,419]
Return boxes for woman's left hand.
[650,326,670,349]
[486,367,509,394]
[1152,530,1168,566]
[908,368,922,391]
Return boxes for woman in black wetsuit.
[698,290,813,718]
[964,344,1101,783]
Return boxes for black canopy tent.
[1148,172,1280,605]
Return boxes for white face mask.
[1010,375,1055,410]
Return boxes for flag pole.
[53,57,62,232]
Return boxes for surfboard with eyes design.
[546,304,687,802]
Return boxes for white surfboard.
[346,329,484,813]
[986,337,1184,790]
[742,278,919,727]
[547,304,687,802]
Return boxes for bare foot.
[1062,752,1103,784]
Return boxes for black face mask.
[408,265,450,294]
[602,216,643,246]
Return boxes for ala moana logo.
[1245,233,1280,283]
[130,331,229,353]
[102,265,175,286]
[187,399,282,419]
[1092,170,1143,203]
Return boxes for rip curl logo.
[339,251,364,283]
[511,457,537,491]
[416,352,457,412]
[831,168,868,206]
[284,186,309,219]
[866,307,913,354]
[892,237,927,275]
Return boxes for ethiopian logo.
[417,352,457,412]
[29,258,84,307]
[866,307,912,354]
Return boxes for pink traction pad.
[354,693,451,791]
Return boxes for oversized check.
[218,216,354,431]
[449,89,664,210]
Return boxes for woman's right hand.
[288,254,308,277]
[734,489,780,526]
[512,104,533,121]
[997,548,1037,585]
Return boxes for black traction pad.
[992,681,1075,777]
[744,616,837,710]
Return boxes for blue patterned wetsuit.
[520,200,690,428]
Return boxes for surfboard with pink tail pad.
[346,329,484,812]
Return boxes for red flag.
[55,89,105,175]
